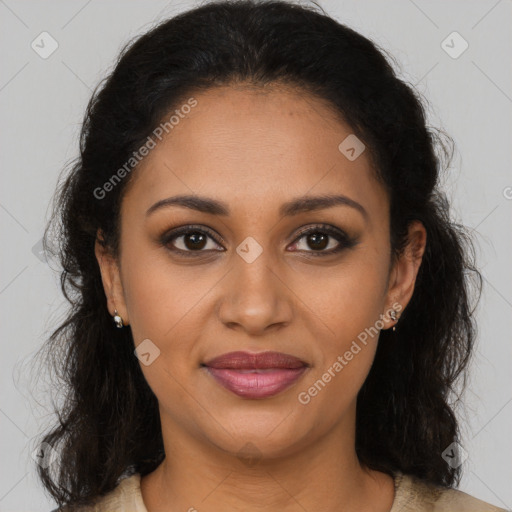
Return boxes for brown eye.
[289,224,357,256]
[304,232,329,251]
[160,225,224,256]
[181,231,208,250]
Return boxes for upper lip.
[203,351,308,369]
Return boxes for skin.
[95,83,427,512]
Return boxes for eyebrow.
[146,193,368,221]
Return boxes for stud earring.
[389,309,398,332]
[113,309,124,328]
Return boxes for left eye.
[289,226,352,255]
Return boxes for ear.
[94,229,129,325]
[383,220,427,329]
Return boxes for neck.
[140,411,395,512]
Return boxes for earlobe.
[94,230,129,325]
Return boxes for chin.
[196,407,316,461]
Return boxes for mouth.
[202,351,309,399]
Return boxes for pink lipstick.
[203,351,308,399]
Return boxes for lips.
[204,351,307,370]
[202,351,309,399]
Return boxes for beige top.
[65,471,509,511]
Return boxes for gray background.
[1,0,511,510]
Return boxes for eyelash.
[160,224,357,258]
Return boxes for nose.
[216,244,294,336]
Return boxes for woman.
[37,0,507,510]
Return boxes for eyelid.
[160,224,225,248]
[292,223,347,240]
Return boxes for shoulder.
[391,471,509,512]
[50,473,147,512]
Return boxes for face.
[96,83,425,461]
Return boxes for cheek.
[294,268,387,422]
[292,251,389,396]
[120,249,209,408]
[120,244,204,338]
[296,252,389,341]
[119,244,224,398]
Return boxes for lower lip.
[204,367,308,399]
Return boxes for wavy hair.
[36,0,482,507]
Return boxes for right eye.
[160,225,225,257]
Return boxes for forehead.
[122,84,388,221]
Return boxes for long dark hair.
[36,0,482,507]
